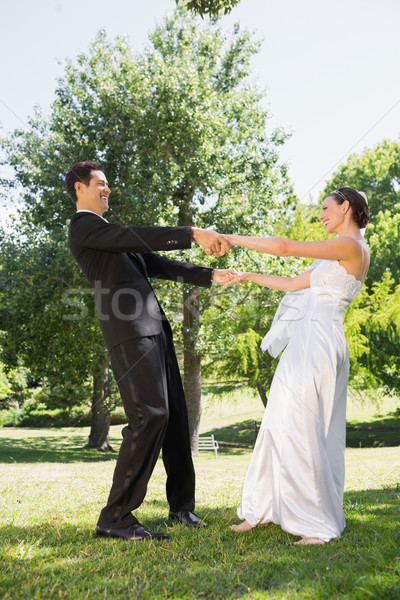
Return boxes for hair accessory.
[357,190,368,205]
[332,189,348,203]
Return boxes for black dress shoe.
[169,510,207,528]
[96,523,170,541]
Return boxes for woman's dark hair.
[330,187,370,229]
[65,161,104,203]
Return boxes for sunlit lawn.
[0,392,399,599]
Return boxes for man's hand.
[212,268,239,286]
[192,228,231,257]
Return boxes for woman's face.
[319,195,346,234]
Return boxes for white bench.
[198,435,219,458]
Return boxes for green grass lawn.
[200,388,400,449]
[0,393,399,599]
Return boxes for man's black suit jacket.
[68,211,213,351]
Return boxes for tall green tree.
[136,12,292,444]
[0,8,291,449]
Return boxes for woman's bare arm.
[235,268,312,292]
[225,233,361,262]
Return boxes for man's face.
[75,170,110,215]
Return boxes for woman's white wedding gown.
[237,259,364,542]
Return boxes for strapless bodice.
[310,260,362,302]
[261,259,364,358]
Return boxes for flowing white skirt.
[237,303,348,542]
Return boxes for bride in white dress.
[224,188,370,545]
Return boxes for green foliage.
[180,0,242,18]
[0,364,13,402]
[0,403,84,428]
[365,275,400,391]
[0,227,107,413]
[200,202,320,402]
[366,209,400,284]
[323,138,400,219]
[0,362,29,409]
[323,139,400,394]
[201,277,280,401]
[34,381,91,413]
[345,271,400,393]
[344,272,400,393]
[344,286,372,362]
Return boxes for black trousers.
[97,323,196,529]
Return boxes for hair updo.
[330,187,370,229]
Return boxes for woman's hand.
[216,267,312,291]
[227,271,247,285]
[212,268,242,286]
[213,269,249,286]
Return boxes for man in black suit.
[66,161,231,541]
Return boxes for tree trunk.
[183,285,203,456]
[255,295,270,408]
[256,383,268,408]
[88,359,113,451]
[176,187,203,456]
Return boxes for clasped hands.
[192,228,247,286]
[192,227,231,258]
[212,269,245,286]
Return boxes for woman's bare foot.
[293,536,326,546]
[230,520,254,532]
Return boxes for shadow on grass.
[0,489,399,600]
[204,411,400,451]
[348,408,400,428]
[202,419,259,453]
[346,409,400,448]
[2,413,399,465]
[0,435,117,464]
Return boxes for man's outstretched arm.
[69,213,230,257]
[143,252,237,288]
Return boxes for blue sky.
[1,0,399,226]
